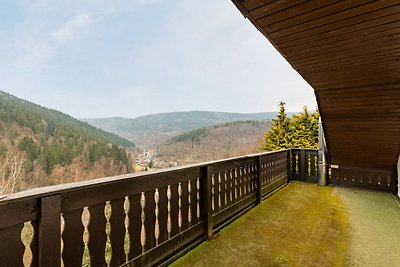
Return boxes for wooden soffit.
[232,0,400,170]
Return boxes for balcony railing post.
[39,194,61,267]
[287,150,292,183]
[257,155,262,204]
[201,165,213,239]
[318,118,328,186]
[300,149,306,181]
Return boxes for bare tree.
[0,150,24,197]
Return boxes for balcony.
[173,182,400,267]
[0,149,398,266]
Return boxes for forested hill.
[156,120,269,164]
[0,91,135,193]
[0,91,134,147]
[83,111,288,147]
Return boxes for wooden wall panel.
[232,0,400,172]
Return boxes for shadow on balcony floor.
[170,181,400,267]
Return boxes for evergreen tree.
[291,107,319,149]
[260,102,292,151]
[260,102,319,151]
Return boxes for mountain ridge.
[83,111,294,147]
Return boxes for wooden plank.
[109,198,126,266]
[282,19,400,52]
[324,122,400,131]
[329,145,399,155]
[259,0,376,30]
[291,43,400,68]
[1,164,204,205]
[144,189,156,253]
[62,208,84,267]
[312,76,400,90]
[169,183,179,238]
[283,28,400,60]
[127,194,141,260]
[325,129,400,137]
[250,0,308,19]
[322,106,400,116]
[261,176,288,197]
[271,7,398,47]
[319,94,400,105]
[275,13,400,49]
[87,203,107,266]
[307,70,400,86]
[212,193,257,228]
[226,171,234,207]
[309,155,318,178]
[242,0,276,11]
[157,185,168,245]
[300,149,306,181]
[219,172,227,210]
[329,177,392,192]
[257,0,342,28]
[287,150,292,182]
[210,157,257,174]
[270,1,399,39]
[328,145,399,155]
[30,221,39,267]
[284,31,400,60]
[180,180,189,231]
[297,50,400,72]
[329,153,399,164]
[0,223,25,267]
[316,82,400,94]
[126,223,204,267]
[319,100,400,109]
[201,166,213,239]
[298,48,400,70]
[288,35,400,65]
[329,148,399,157]
[38,195,61,267]
[0,199,38,229]
[302,61,400,81]
[257,156,262,203]
[61,167,201,213]
[212,172,219,214]
[305,61,400,81]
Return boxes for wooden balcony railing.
[0,148,317,267]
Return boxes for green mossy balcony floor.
[171,182,400,267]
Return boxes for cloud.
[15,43,53,69]
[51,13,94,44]
[3,0,316,118]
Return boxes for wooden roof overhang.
[232,0,400,173]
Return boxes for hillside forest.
[0,91,135,195]
[156,120,269,164]
[0,90,318,196]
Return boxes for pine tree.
[260,102,292,151]
[260,102,319,151]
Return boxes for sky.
[0,0,316,119]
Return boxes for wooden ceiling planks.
[232,0,400,170]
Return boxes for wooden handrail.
[0,148,315,267]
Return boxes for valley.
[83,111,279,148]
[0,90,274,194]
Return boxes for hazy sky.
[0,0,316,119]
